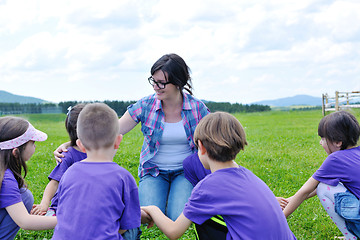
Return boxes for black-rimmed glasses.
[148,76,172,89]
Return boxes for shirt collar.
[154,92,192,111]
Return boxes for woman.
[55,53,210,221]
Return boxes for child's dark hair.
[151,53,193,95]
[65,104,86,146]
[318,111,360,150]
[194,112,248,162]
[0,117,29,191]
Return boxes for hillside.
[253,94,322,107]
[0,90,46,104]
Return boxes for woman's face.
[151,70,180,101]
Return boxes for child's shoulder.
[198,167,255,187]
[61,147,87,162]
[2,168,16,181]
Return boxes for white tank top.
[149,121,192,170]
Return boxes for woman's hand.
[54,141,71,163]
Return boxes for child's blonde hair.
[194,112,247,162]
[77,103,119,151]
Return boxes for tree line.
[205,101,271,113]
[0,100,270,116]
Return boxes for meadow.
[11,109,360,239]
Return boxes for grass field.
[10,109,360,239]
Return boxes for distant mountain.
[0,90,47,104]
[253,94,322,107]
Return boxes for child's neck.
[209,159,239,173]
[72,145,84,152]
[82,148,116,163]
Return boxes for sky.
[0,0,359,104]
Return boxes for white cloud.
[0,0,359,104]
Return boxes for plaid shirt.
[127,92,210,177]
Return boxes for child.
[52,103,141,240]
[183,153,289,240]
[31,104,86,216]
[283,111,360,239]
[142,112,296,240]
[0,116,57,239]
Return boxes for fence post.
[335,91,339,111]
[322,94,325,116]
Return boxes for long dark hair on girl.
[65,104,86,146]
[0,117,29,191]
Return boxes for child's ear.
[76,139,87,153]
[114,134,123,149]
[197,140,207,155]
[335,141,342,149]
[12,148,19,158]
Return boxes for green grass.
[10,109,360,239]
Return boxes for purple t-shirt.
[183,153,211,187]
[183,167,296,240]
[0,169,22,209]
[313,146,360,199]
[49,147,87,210]
[52,162,141,240]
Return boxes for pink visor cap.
[0,122,47,150]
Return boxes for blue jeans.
[139,169,193,221]
[122,227,142,240]
[0,188,34,240]
[335,191,360,238]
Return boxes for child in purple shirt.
[283,111,360,239]
[32,104,86,216]
[52,103,142,240]
[0,117,57,239]
[142,112,296,240]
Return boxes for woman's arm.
[6,202,57,230]
[118,111,138,135]
[54,111,137,162]
[142,206,192,240]
[283,177,319,218]
[31,180,59,215]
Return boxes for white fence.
[322,91,360,116]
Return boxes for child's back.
[52,103,141,240]
[184,166,295,239]
[52,161,139,239]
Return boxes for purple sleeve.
[119,174,141,229]
[49,148,86,182]
[183,183,215,225]
[183,153,211,187]
[312,154,343,186]
[0,169,22,208]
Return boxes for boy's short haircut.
[318,110,360,150]
[194,112,247,162]
[77,103,119,151]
